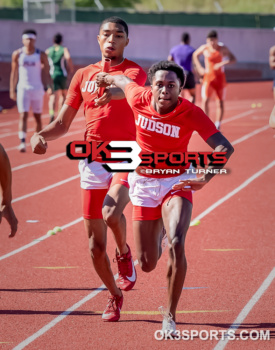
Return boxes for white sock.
[18,131,26,141]
[215,121,221,129]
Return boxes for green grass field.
[135,0,275,14]
[1,0,275,14]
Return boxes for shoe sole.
[102,316,120,322]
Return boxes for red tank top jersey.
[203,47,226,86]
[65,59,147,142]
[125,82,219,178]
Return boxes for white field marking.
[8,161,275,348]
[5,128,84,152]
[3,125,274,257]
[12,174,80,203]
[0,114,50,128]
[0,218,83,262]
[231,125,270,146]
[12,153,66,171]
[191,160,275,223]
[192,110,254,135]
[0,114,84,132]
[0,129,37,139]
[3,109,251,147]
[10,122,270,173]
[1,127,83,139]
[12,260,139,350]
[221,110,254,125]
[214,266,275,350]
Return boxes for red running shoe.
[115,244,137,291]
[102,293,123,322]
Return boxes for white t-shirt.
[17,47,43,91]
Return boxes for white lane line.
[10,123,271,173]
[0,114,50,128]
[12,174,80,203]
[0,114,85,135]
[5,128,84,152]
[0,128,36,139]
[0,218,83,262]
[213,266,275,350]
[3,109,252,148]
[231,125,270,146]
[12,261,139,350]
[12,153,66,171]
[191,160,275,223]
[8,160,275,349]
[192,110,255,136]
[222,110,254,125]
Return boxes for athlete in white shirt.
[10,29,52,152]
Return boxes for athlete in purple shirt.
[168,32,196,103]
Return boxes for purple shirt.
[169,44,195,72]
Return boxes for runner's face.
[97,22,129,60]
[22,38,35,50]
[151,70,181,113]
[207,37,218,49]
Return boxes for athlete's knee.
[89,240,106,260]
[33,116,41,125]
[169,235,186,261]
[19,112,28,121]
[138,255,157,273]
[103,207,121,228]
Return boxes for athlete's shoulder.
[170,44,181,51]
[77,62,101,75]
[198,44,207,51]
[125,82,150,106]
[176,98,199,119]
[218,43,227,51]
[123,58,145,70]
[12,48,21,58]
[179,98,195,111]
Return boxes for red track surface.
[0,82,274,350]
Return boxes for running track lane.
[4,159,274,350]
[0,82,274,349]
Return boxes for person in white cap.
[9,29,52,152]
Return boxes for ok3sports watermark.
[154,329,271,341]
[66,140,229,175]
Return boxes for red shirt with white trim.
[65,59,147,142]
[124,82,219,178]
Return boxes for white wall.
[1,19,274,64]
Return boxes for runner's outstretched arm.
[0,144,18,237]
[96,73,133,92]
[30,104,78,154]
[173,132,234,192]
[192,45,206,77]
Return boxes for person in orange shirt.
[193,30,236,130]
[30,17,147,322]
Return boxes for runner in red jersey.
[96,60,234,333]
[30,17,147,322]
[193,30,236,130]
